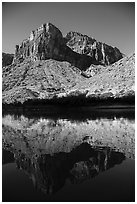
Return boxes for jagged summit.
[13,22,123,69]
[65,31,96,43]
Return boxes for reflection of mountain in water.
[2,113,135,159]
[3,143,125,195]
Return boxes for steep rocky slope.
[2,59,84,104]
[2,53,135,105]
[2,52,14,67]
[75,53,135,100]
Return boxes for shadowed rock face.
[13,22,123,69]
[2,53,14,67]
[3,143,125,195]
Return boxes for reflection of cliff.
[2,114,135,159]
[3,143,125,195]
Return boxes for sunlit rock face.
[2,114,135,159]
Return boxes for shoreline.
[2,104,135,120]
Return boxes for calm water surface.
[2,106,135,202]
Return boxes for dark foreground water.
[2,106,135,202]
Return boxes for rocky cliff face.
[13,23,92,70]
[13,23,123,70]
[13,23,64,62]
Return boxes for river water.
[2,106,135,202]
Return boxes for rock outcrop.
[13,23,123,70]
[2,52,14,67]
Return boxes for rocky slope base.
[2,53,135,105]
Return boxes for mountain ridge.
[2,22,135,106]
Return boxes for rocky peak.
[13,22,123,69]
[64,31,123,65]
[13,22,65,63]
[65,31,95,43]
